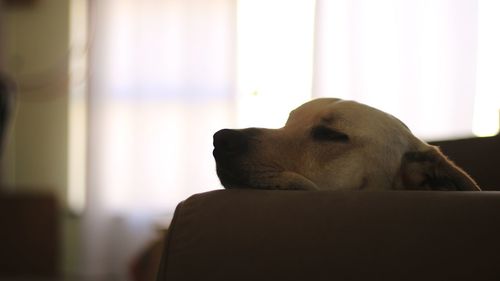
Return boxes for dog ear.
[400,147,481,191]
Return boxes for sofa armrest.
[157,190,500,281]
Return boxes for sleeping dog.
[213,98,480,191]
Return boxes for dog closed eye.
[311,126,349,142]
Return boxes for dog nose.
[213,129,249,155]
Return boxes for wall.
[2,0,69,194]
[1,0,80,277]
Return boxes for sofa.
[0,192,59,278]
[156,189,500,281]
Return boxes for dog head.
[213,98,480,191]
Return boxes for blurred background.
[0,0,499,280]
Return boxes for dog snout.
[213,129,250,156]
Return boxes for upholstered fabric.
[157,190,500,281]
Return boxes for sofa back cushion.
[158,190,500,281]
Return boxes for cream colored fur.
[213,98,480,191]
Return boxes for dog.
[213,98,480,191]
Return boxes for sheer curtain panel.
[84,0,235,278]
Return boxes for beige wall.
[2,0,69,197]
[1,0,80,276]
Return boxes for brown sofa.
[157,189,500,281]
[0,192,59,278]
[431,135,500,191]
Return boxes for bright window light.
[474,0,500,137]
[314,0,498,141]
[236,0,316,128]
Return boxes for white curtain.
[84,0,235,278]
[315,0,476,140]
[83,0,499,278]
[314,0,500,139]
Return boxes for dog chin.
[219,170,318,191]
